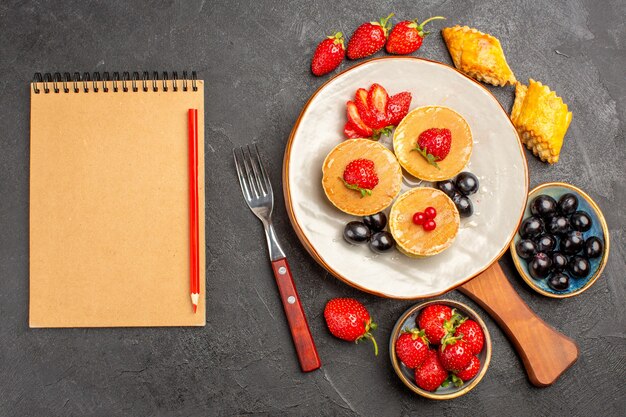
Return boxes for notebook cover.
[29,80,206,327]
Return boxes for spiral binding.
[32,71,198,94]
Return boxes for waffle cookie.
[511,80,573,164]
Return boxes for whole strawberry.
[347,13,394,59]
[324,298,378,355]
[311,32,345,76]
[342,159,379,197]
[455,319,485,355]
[386,16,446,55]
[455,355,481,382]
[414,349,448,391]
[413,128,452,168]
[438,334,473,372]
[395,329,429,369]
[418,304,452,344]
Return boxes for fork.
[233,144,321,372]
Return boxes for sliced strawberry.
[367,84,391,128]
[346,101,373,137]
[387,91,412,125]
[344,121,362,139]
[355,88,369,108]
[354,88,377,128]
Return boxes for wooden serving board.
[459,262,579,387]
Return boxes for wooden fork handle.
[459,262,579,387]
[271,258,321,372]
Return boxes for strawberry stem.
[379,13,395,34]
[364,332,379,356]
[361,320,379,356]
[416,16,446,37]
[440,333,463,351]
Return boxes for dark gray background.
[1,0,624,416]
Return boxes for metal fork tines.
[233,144,286,261]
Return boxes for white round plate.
[283,57,528,298]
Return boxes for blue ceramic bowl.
[510,182,610,298]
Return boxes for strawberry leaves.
[412,144,441,169]
[441,373,464,388]
[412,127,452,168]
[372,125,394,140]
[341,177,373,197]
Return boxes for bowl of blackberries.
[510,182,610,298]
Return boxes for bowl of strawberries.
[389,299,491,399]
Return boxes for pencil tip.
[193,304,198,314]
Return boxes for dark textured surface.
[1,0,624,415]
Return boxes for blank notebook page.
[29,79,205,327]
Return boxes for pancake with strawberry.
[322,139,402,216]
[393,106,473,181]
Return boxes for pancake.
[322,139,402,216]
[389,187,460,257]
[394,106,473,181]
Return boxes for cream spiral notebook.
[29,71,205,327]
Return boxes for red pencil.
[188,109,199,313]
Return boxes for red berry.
[413,128,452,168]
[324,298,378,355]
[412,212,426,225]
[455,355,481,382]
[424,206,437,219]
[423,220,436,231]
[386,91,412,126]
[342,159,379,197]
[311,32,345,76]
[395,329,430,369]
[455,320,485,355]
[346,14,394,60]
[438,335,473,372]
[386,17,446,55]
[414,349,448,392]
[418,304,452,344]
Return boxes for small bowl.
[389,299,492,400]
[510,182,610,298]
